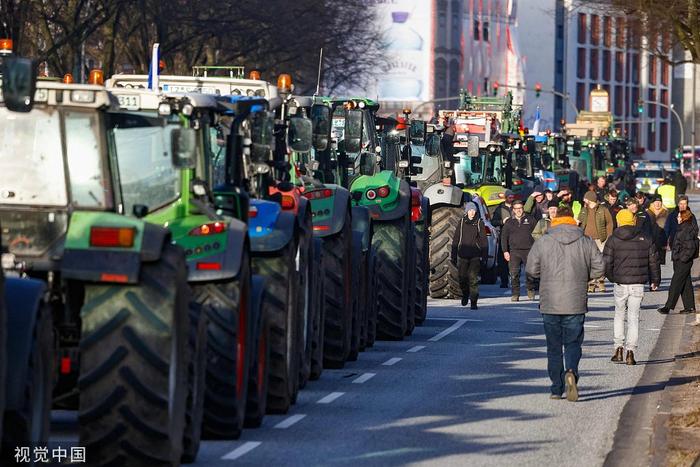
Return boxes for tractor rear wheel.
[197,252,252,440]
[253,241,300,414]
[297,225,316,390]
[429,206,463,299]
[78,244,189,465]
[182,302,208,463]
[321,212,353,368]
[365,251,378,348]
[373,216,411,340]
[414,218,429,324]
[244,293,270,428]
[309,239,325,380]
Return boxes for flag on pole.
[147,43,160,91]
[532,106,541,136]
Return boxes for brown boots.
[611,347,636,365]
[625,351,636,365]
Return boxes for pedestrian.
[646,194,669,265]
[603,209,661,366]
[673,169,688,195]
[532,200,558,240]
[578,191,614,292]
[492,189,516,288]
[635,191,649,210]
[525,189,548,220]
[658,209,699,315]
[595,176,608,202]
[451,202,488,310]
[656,178,677,210]
[501,199,537,301]
[557,188,582,219]
[664,195,697,248]
[526,206,605,401]
[602,189,624,228]
[544,189,555,203]
[625,197,653,236]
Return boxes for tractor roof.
[0,80,117,109]
[107,86,219,111]
[106,74,278,100]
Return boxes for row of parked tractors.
[0,51,435,465]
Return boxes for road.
[47,212,695,466]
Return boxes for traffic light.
[534,82,542,98]
[637,99,644,116]
[492,81,499,96]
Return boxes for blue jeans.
[542,313,585,395]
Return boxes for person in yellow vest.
[557,188,582,219]
[656,178,677,210]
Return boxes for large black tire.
[309,239,325,380]
[321,212,353,368]
[429,206,463,299]
[182,302,208,463]
[78,244,189,465]
[197,253,252,440]
[357,249,370,352]
[297,221,315,390]
[244,292,270,428]
[252,241,300,414]
[373,216,411,340]
[365,250,378,348]
[414,217,429,324]
[405,221,417,337]
[348,235,363,361]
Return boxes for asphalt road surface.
[48,206,696,466]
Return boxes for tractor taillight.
[377,186,390,198]
[189,222,226,236]
[249,207,258,218]
[89,226,135,248]
[281,195,295,210]
[304,189,333,200]
[196,262,222,271]
[313,225,330,231]
[366,189,377,200]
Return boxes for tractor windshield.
[109,113,180,215]
[0,107,68,206]
[455,152,504,186]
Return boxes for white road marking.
[352,372,376,384]
[382,357,402,366]
[583,324,601,328]
[274,414,306,429]
[646,328,661,331]
[221,441,262,460]
[429,319,468,341]
[429,317,483,322]
[317,392,345,404]
[407,345,426,353]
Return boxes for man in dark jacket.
[603,209,661,366]
[526,206,605,401]
[501,199,536,301]
[602,189,624,228]
[492,189,515,288]
[451,202,488,309]
[664,195,698,248]
[673,169,688,195]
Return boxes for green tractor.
[0,60,221,464]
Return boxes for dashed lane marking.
[352,372,376,384]
[274,414,307,429]
[221,441,262,460]
[428,319,468,342]
[407,345,426,353]
[317,392,345,404]
[382,357,402,366]
[428,317,483,322]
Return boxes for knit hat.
[584,191,597,203]
[465,202,477,212]
[504,189,514,197]
[547,199,559,208]
[650,194,662,203]
[616,209,636,227]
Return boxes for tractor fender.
[371,179,411,222]
[420,195,432,226]
[423,183,465,209]
[187,217,248,282]
[327,187,351,236]
[4,278,45,410]
[296,197,313,237]
[250,210,296,253]
[351,206,372,253]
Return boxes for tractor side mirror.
[2,57,37,113]
[250,111,274,162]
[171,128,197,169]
[467,136,480,157]
[344,109,363,154]
[288,116,312,152]
[311,104,331,151]
[425,133,440,156]
[409,120,426,144]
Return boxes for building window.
[577,82,586,111]
[578,13,587,44]
[630,123,639,149]
[590,15,600,45]
[631,86,639,116]
[557,24,564,39]
[590,49,599,81]
[660,122,668,152]
[556,59,564,75]
[614,85,623,116]
[603,51,611,81]
[631,54,640,84]
[661,62,669,86]
[661,89,669,118]
[616,18,625,48]
[449,59,460,106]
[649,55,657,85]
[577,48,586,79]
[435,58,448,98]
[604,16,612,47]
[482,22,489,42]
[648,88,656,118]
[452,1,462,47]
[473,19,480,40]
[647,123,656,151]
[615,52,624,81]
[438,0,447,47]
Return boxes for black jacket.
[672,220,699,263]
[603,226,661,285]
[501,214,536,252]
[451,215,488,261]
[665,208,698,247]
[491,202,512,228]
[603,201,624,228]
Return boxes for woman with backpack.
[451,202,488,310]
[658,209,699,315]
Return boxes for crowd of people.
[450,175,700,402]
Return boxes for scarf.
[551,216,578,228]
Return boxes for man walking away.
[532,200,558,240]
[603,210,661,366]
[501,199,536,301]
[658,209,699,315]
[492,190,516,288]
[579,191,614,292]
[451,202,488,310]
[527,207,605,401]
